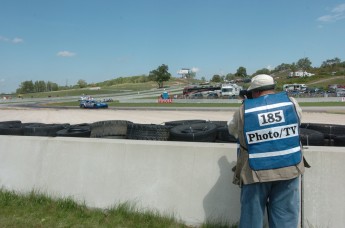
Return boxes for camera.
[239,90,252,99]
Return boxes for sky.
[1,0,345,93]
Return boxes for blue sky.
[1,0,345,93]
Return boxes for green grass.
[299,102,345,106]
[0,189,186,227]
[14,78,192,99]
[0,189,237,228]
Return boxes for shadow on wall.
[203,156,241,225]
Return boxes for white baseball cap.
[247,74,275,91]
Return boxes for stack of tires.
[127,123,170,141]
[1,120,345,147]
[0,121,23,135]
[300,123,345,147]
[164,119,237,143]
[90,120,132,139]
[0,121,70,137]
[56,123,91,138]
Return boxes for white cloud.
[57,51,76,57]
[12,37,23,43]
[0,35,23,44]
[332,3,345,13]
[317,3,345,23]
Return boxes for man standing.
[228,74,308,228]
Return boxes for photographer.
[228,74,308,228]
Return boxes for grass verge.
[0,189,187,227]
[0,189,238,228]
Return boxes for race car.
[80,100,108,109]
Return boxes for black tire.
[300,123,345,140]
[56,124,91,138]
[334,135,345,147]
[23,123,70,137]
[170,123,218,142]
[164,119,206,127]
[0,121,24,135]
[90,120,132,138]
[299,128,325,146]
[127,123,170,141]
[0,120,22,126]
[216,126,237,142]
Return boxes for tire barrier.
[300,123,345,140]
[56,124,91,138]
[216,126,237,143]
[23,123,70,137]
[0,121,23,136]
[299,128,325,146]
[127,123,170,141]
[0,120,22,126]
[169,123,218,142]
[206,121,237,143]
[1,119,345,147]
[90,120,132,138]
[164,119,206,127]
[334,135,345,147]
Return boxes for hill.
[9,73,345,99]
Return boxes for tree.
[254,68,270,76]
[321,57,341,68]
[225,73,235,82]
[296,57,312,72]
[17,80,34,94]
[289,62,297,77]
[34,80,46,92]
[235,66,247,77]
[211,74,222,82]
[186,71,196,80]
[47,81,59,91]
[273,63,291,72]
[148,64,171,88]
[77,79,87,88]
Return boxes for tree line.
[15,57,345,94]
[16,80,60,94]
[209,57,345,82]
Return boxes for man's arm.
[290,97,302,121]
[228,109,240,138]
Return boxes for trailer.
[220,84,242,98]
[283,83,308,92]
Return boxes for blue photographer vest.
[243,92,302,171]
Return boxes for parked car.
[189,93,204,99]
[207,92,219,99]
[80,100,108,109]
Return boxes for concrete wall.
[0,136,344,227]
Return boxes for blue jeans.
[239,177,300,228]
